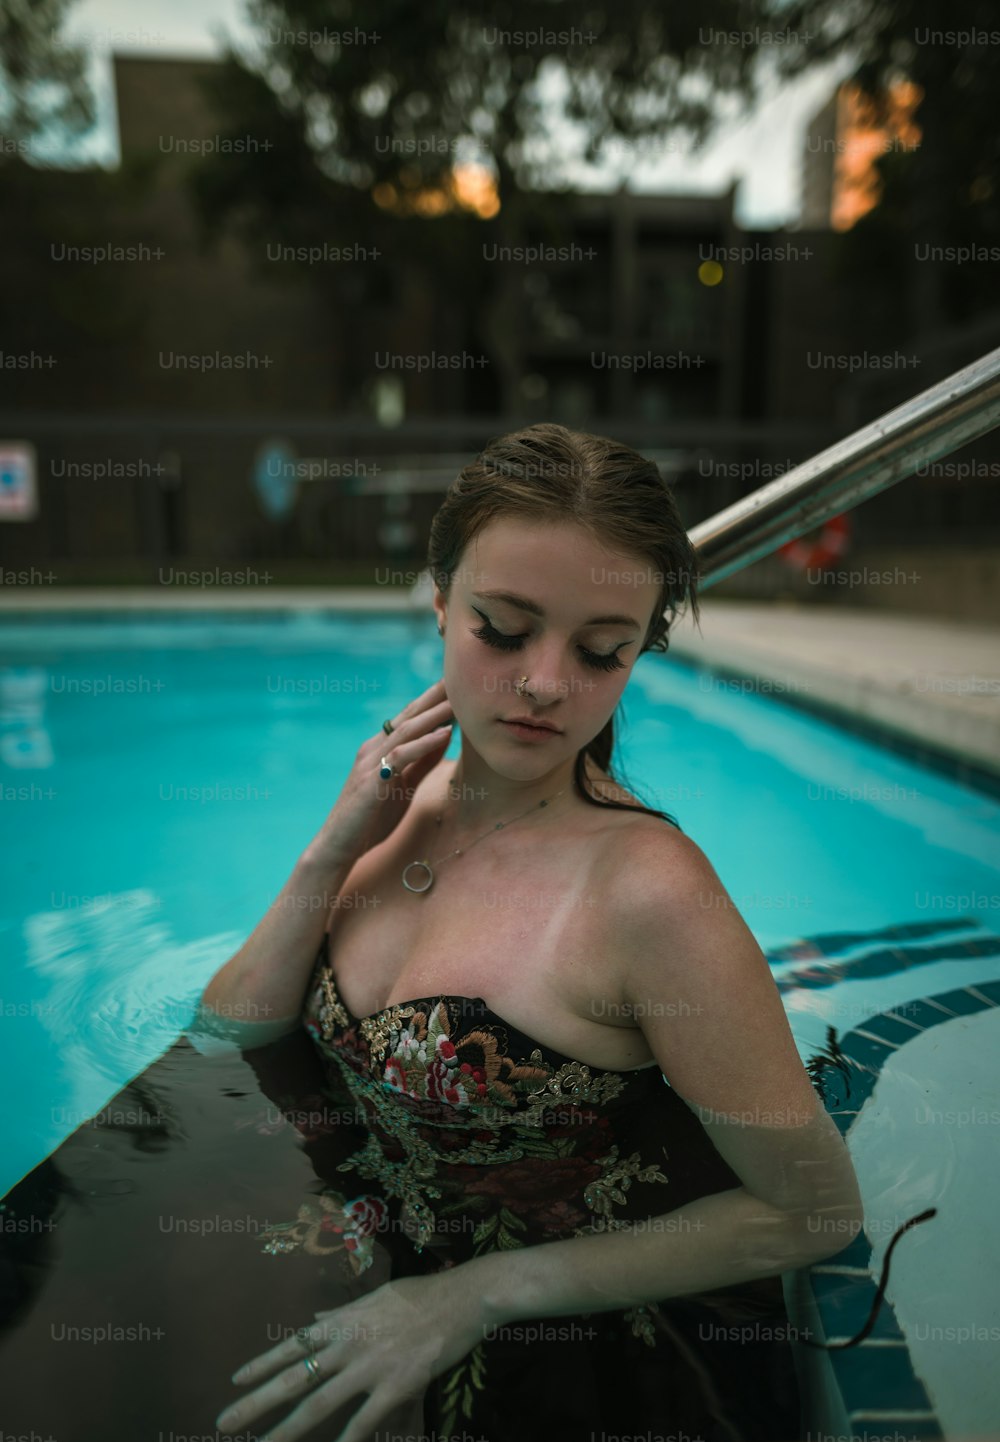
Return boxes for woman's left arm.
[465,832,866,1327]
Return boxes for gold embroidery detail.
[318,968,350,1037]
[358,1003,420,1063]
[519,1051,627,1125]
[580,1145,669,1221]
[623,1302,661,1347]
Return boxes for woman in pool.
[202,422,865,1442]
[0,422,869,1442]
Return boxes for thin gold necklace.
[401,783,567,893]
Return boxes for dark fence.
[0,411,996,585]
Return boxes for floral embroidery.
[261,959,737,1429]
[259,1189,387,1274]
[299,968,668,1251]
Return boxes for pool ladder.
[690,343,1000,589]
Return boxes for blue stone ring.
[379,755,398,780]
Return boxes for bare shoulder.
[583,770,705,866]
[596,809,728,948]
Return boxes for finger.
[322,1388,400,1442]
[398,727,453,782]
[390,698,453,740]
[217,1346,339,1433]
[220,1349,360,1442]
[229,1323,324,1386]
[376,725,452,781]
[392,679,448,727]
[262,1368,395,1442]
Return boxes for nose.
[514,644,573,707]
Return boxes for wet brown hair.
[426,422,702,829]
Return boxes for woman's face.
[432,516,664,774]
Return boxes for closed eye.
[469,608,629,673]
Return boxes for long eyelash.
[470,611,627,673]
[471,619,524,651]
[583,648,627,673]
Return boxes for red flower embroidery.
[343,1195,387,1238]
[425,1055,464,1105]
[383,1056,409,1093]
[465,1156,602,1231]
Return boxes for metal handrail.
[380,348,1000,565]
[689,345,1000,588]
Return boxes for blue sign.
[0,442,37,521]
[253,439,297,519]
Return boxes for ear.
[432,584,448,633]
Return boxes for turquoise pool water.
[1,611,997,1194]
[2,609,999,1438]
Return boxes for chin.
[488,738,571,772]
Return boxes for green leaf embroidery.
[439,1341,487,1432]
[473,1216,498,1244]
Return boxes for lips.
[501,717,561,734]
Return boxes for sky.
[47,0,854,229]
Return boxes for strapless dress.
[275,930,807,1440]
[0,930,809,1442]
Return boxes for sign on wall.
[252,439,298,520]
[0,442,38,521]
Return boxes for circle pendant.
[402,861,434,893]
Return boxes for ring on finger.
[302,1353,323,1386]
[379,755,399,780]
[294,1326,316,1354]
[382,718,395,736]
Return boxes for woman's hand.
[304,677,454,871]
[215,1268,483,1442]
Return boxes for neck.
[440,743,577,831]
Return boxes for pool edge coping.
[2,597,997,798]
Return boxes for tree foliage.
[0,0,95,156]
[214,0,773,192]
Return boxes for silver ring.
[382,718,395,735]
[302,1353,322,1384]
[379,755,398,779]
[294,1326,315,1353]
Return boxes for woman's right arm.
[195,847,356,1038]
[190,679,454,1044]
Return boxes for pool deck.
[3,588,998,789]
[666,599,1000,792]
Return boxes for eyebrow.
[471,590,642,629]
